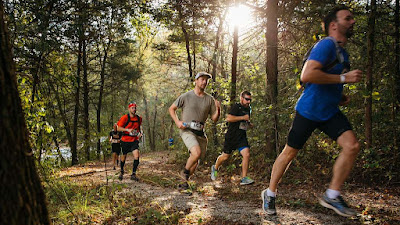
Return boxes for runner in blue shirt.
[261,5,362,217]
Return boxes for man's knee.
[342,141,360,156]
[280,145,298,160]
[219,153,230,161]
[241,149,250,158]
[190,146,202,159]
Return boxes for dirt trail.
[59,151,399,225]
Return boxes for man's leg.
[184,145,202,179]
[319,130,360,217]
[330,130,360,191]
[239,148,250,178]
[215,153,230,169]
[119,154,127,180]
[131,149,140,181]
[269,145,298,192]
[239,147,255,185]
[112,152,117,167]
[262,144,298,215]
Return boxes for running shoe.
[319,193,357,217]
[240,176,254,185]
[130,173,139,181]
[211,165,218,181]
[261,189,276,215]
[118,170,124,180]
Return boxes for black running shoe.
[131,173,139,181]
[118,171,124,180]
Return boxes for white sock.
[326,189,340,199]
[267,188,276,197]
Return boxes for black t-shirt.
[109,131,123,144]
[225,103,251,140]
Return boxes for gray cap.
[195,72,212,80]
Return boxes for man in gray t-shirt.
[169,72,221,189]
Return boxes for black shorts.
[120,140,139,155]
[223,135,249,154]
[287,111,352,149]
[111,143,121,155]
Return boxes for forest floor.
[52,150,400,225]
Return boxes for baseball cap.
[195,72,212,80]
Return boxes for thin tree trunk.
[0,3,50,223]
[143,93,153,150]
[151,94,158,151]
[83,38,90,160]
[71,29,82,166]
[96,43,109,159]
[365,0,376,149]
[176,3,193,77]
[266,0,279,156]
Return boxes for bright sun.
[226,4,255,32]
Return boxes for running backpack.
[122,114,141,130]
[296,36,345,95]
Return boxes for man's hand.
[344,69,362,83]
[176,120,187,130]
[242,114,250,121]
[126,128,133,133]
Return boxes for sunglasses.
[244,97,252,101]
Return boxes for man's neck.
[193,86,205,96]
[129,112,135,117]
[330,34,347,47]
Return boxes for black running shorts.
[111,143,121,155]
[223,135,249,154]
[287,111,352,149]
[120,140,139,155]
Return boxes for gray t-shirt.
[173,90,216,124]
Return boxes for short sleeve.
[117,115,128,127]
[228,103,240,116]
[308,39,336,68]
[173,94,185,108]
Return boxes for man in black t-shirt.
[211,91,254,185]
[109,123,122,170]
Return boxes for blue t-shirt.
[295,38,349,121]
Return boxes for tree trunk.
[83,37,90,160]
[49,77,74,162]
[0,3,50,223]
[365,0,376,149]
[394,0,399,149]
[96,43,109,159]
[266,0,279,156]
[143,93,153,150]
[210,9,227,147]
[151,94,158,151]
[397,0,400,106]
[71,29,82,166]
[176,2,193,78]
